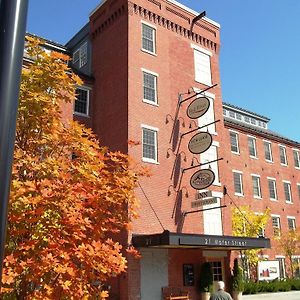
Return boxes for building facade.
[27,0,300,299]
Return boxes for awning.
[132,230,271,250]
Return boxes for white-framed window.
[142,22,156,54]
[142,125,158,163]
[74,87,90,116]
[271,215,281,237]
[283,181,293,203]
[268,178,277,200]
[73,42,88,68]
[230,131,239,154]
[248,136,257,158]
[142,69,158,105]
[264,141,273,162]
[200,142,220,185]
[293,149,300,168]
[279,145,288,165]
[287,217,296,231]
[255,212,266,237]
[276,256,286,279]
[192,45,212,86]
[297,183,300,200]
[292,256,300,277]
[252,175,262,198]
[233,171,243,196]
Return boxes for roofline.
[89,0,220,28]
[65,23,90,47]
[167,0,220,28]
[26,32,67,52]
[224,118,300,147]
[223,102,270,122]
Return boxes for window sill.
[254,196,262,200]
[295,166,300,170]
[285,201,293,204]
[73,112,90,118]
[270,198,278,202]
[265,159,274,163]
[231,151,240,155]
[194,79,212,87]
[280,163,288,167]
[250,156,258,160]
[141,48,157,56]
[212,182,222,187]
[142,99,159,106]
[142,158,159,165]
[234,193,244,197]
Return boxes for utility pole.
[0,0,28,284]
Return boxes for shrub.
[232,258,244,292]
[198,262,213,293]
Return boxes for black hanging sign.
[188,132,212,154]
[190,169,215,190]
[187,96,210,119]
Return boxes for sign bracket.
[183,205,227,217]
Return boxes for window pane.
[279,146,287,165]
[230,132,239,153]
[268,179,277,199]
[252,176,261,197]
[194,50,212,86]
[143,128,157,161]
[293,150,300,168]
[288,218,296,231]
[272,217,280,236]
[75,88,88,115]
[264,142,272,161]
[248,137,256,157]
[142,24,155,53]
[283,182,292,202]
[233,172,243,194]
[143,72,157,103]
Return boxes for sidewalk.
[243,290,300,300]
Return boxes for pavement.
[243,291,300,300]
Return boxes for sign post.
[0,0,28,284]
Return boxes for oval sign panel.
[190,169,215,190]
[187,96,210,119]
[188,132,212,154]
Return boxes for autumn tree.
[232,206,270,280]
[2,37,143,299]
[277,229,300,277]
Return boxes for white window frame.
[297,183,300,201]
[229,130,240,154]
[267,177,277,201]
[141,21,156,55]
[271,214,281,237]
[275,256,286,279]
[141,124,158,164]
[233,170,243,196]
[141,68,158,105]
[74,86,91,116]
[263,140,273,162]
[279,145,288,166]
[191,44,212,86]
[283,180,293,203]
[251,174,262,199]
[293,149,300,169]
[248,135,257,158]
[287,216,296,231]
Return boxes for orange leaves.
[3,38,143,299]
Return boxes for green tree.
[2,37,144,299]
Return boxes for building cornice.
[91,0,219,53]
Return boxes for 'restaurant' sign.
[190,169,215,190]
[187,96,210,119]
[188,132,212,154]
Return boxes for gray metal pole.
[0,0,28,284]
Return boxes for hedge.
[243,278,300,294]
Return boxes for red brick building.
[30,0,300,299]
[66,0,271,299]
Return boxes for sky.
[27,0,300,142]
